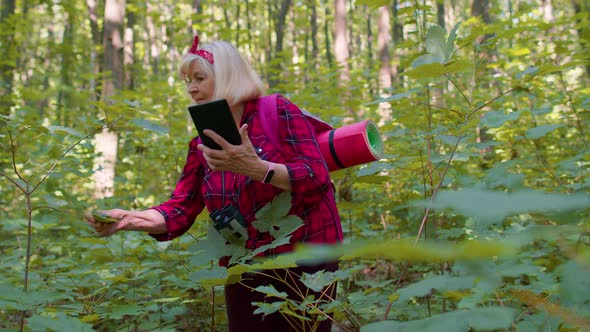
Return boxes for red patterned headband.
[189,35,214,64]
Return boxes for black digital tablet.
[188,99,242,150]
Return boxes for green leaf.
[131,118,169,135]
[357,161,390,177]
[405,60,470,78]
[254,192,293,223]
[420,188,590,226]
[27,312,94,332]
[480,110,522,128]
[396,275,475,302]
[360,307,515,332]
[45,125,84,138]
[446,22,461,59]
[525,124,563,140]
[558,258,590,308]
[423,25,447,62]
[252,193,303,239]
[411,23,461,68]
[188,266,228,286]
[252,300,285,316]
[516,66,539,79]
[300,270,337,292]
[251,236,293,257]
[41,194,69,208]
[106,304,144,319]
[254,285,288,299]
[353,0,389,8]
[366,91,415,104]
[412,54,444,67]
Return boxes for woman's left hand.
[198,124,266,177]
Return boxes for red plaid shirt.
[150,96,342,256]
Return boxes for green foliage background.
[1,0,589,331]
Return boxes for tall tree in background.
[324,4,333,68]
[437,0,446,29]
[268,0,292,88]
[309,0,319,70]
[0,0,16,115]
[377,5,392,123]
[58,1,76,125]
[93,0,125,198]
[572,0,590,77]
[391,0,403,84]
[334,0,350,84]
[471,0,494,159]
[86,0,101,98]
[124,0,136,90]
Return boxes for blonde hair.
[179,41,265,106]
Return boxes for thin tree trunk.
[235,3,241,46]
[0,0,16,115]
[58,5,75,125]
[378,6,392,123]
[572,0,590,77]
[437,0,445,29]
[268,0,292,88]
[86,0,101,101]
[324,5,333,68]
[334,0,350,82]
[391,0,403,85]
[125,0,136,90]
[146,2,160,75]
[309,0,319,68]
[367,5,375,96]
[246,0,253,53]
[94,0,125,199]
[471,0,495,159]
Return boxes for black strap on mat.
[328,129,345,169]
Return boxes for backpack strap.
[258,93,283,154]
[258,93,334,154]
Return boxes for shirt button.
[310,173,314,177]
[257,148,262,153]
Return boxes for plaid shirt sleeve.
[276,97,332,207]
[149,137,205,241]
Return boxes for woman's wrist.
[247,159,270,182]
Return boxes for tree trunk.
[86,0,101,101]
[146,2,160,75]
[377,6,392,123]
[471,0,495,160]
[366,5,375,96]
[58,5,75,125]
[324,5,333,68]
[572,0,590,77]
[437,0,445,30]
[0,0,16,115]
[391,0,403,84]
[309,0,319,68]
[94,0,125,199]
[125,0,136,90]
[334,0,350,82]
[268,0,292,88]
[334,0,354,202]
[245,0,253,53]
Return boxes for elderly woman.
[86,34,342,331]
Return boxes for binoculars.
[210,204,248,244]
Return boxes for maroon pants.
[224,262,338,332]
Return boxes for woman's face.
[184,60,215,104]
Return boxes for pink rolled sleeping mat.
[316,120,384,171]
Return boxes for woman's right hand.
[83,209,127,237]
[83,208,167,237]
